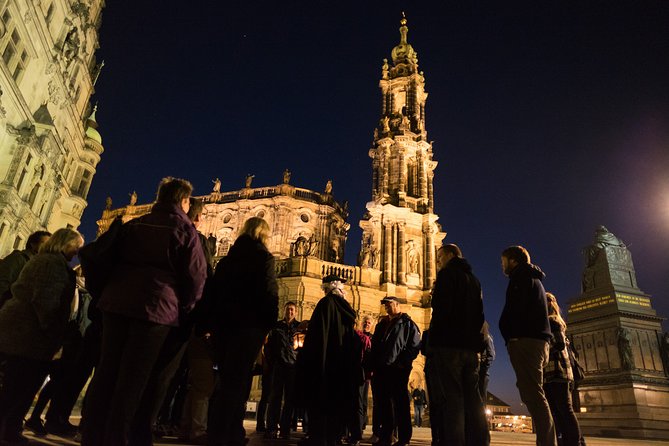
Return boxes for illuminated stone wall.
[0,0,105,254]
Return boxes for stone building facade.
[0,0,104,255]
[567,226,669,439]
[97,17,445,390]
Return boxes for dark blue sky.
[81,1,669,412]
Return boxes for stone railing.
[202,185,346,214]
[275,256,361,285]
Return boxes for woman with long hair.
[544,292,582,446]
[0,228,84,444]
[207,217,279,446]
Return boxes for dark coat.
[0,252,76,361]
[297,291,359,412]
[371,313,421,370]
[0,249,32,307]
[210,234,279,333]
[429,257,485,351]
[98,202,207,326]
[499,262,552,344]
[480,333,496,376]
[266,318,301,367]
[544,318,573,383]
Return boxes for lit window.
[0,6,30,82]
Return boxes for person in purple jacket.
[81,177,207,446]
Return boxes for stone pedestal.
[567,226,669,440]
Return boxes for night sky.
[80,1,669,413]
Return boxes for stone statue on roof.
[129,191,137,206]
[283,169,291,184]
[245,174,254,188]
[212,178,221,193]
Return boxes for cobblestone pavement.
[20,419,669,446]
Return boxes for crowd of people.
[0,176,583,446]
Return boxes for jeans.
[207,325,267,446]
[413,404,424,427]
[267,364,296,434]
[426,347,489,446]
[507,338,557,446]
[181,335,216,439]
[544,381,582,446]
[81,313,170,446]
[375,366,412,444]
[0,353,50,440]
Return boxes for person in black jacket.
[207,217,279,446]
[297,274,359,446]
[499,246,556,446]
[265,301,300,439]
[370,296,420,446]
[428,244,489,446]
[0,230,50,309]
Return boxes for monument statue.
[586,225,626,267]
[407,240,419,274]
[381,116,390,133]
[212,178,221,193]
[292,236,308,257]
[371,247,380,269]
[245,174,254,188]
[617,327,634,370]
[62,27,80,66]
[324,180,332,194]
[283,169,291,184]
[105,196,112,210]
[661,333,669,375]
[129,191,137,206]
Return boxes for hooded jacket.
[429,256,485,351]
[499,262,552,344]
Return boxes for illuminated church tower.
[359,16,446,304]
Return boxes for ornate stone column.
[418,150,427,200]
[398,148,407,206]
[382,145,390,198]
[423,222,435,290]
[397,221,406,285]
[383,220,393,284]
[427,171,434,212]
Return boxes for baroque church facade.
[98,17,444,388]
[0,0,105,256]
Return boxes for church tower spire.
[359,15,446,302]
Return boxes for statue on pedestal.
[586,226,626,267]
[283,169,291,184]
[212,178,221,193]
[105,196,112,210]
[324,180,332,194]
[406,240,419,274]
[617,327,634,370]
[245,174,254,188]
[129,191,137,206]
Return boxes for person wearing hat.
[297,274,361,446]
[370,296,421,446]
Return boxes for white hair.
[321,280,346,297]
